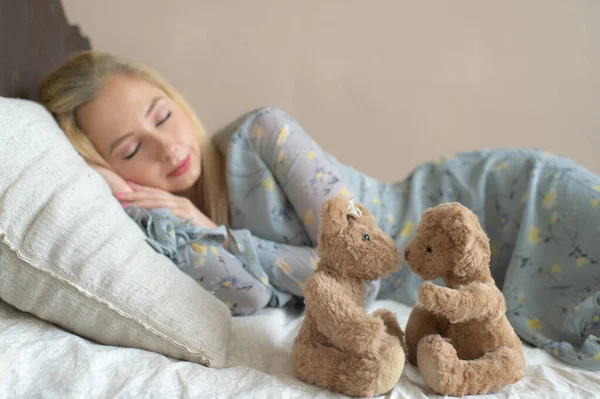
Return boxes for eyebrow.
[145,96,163,117]
[108,96,164,155]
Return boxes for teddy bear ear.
[319,196,350,233]
[439,204,476,249]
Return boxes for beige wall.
[61,0,600,181]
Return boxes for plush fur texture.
[291,196,406,398]
[404,202,525,397]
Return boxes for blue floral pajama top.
[125,107,600,371]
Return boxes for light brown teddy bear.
[291,196,406,398]
[403,202,525,397]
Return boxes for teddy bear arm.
[451,282,507,323]
[418,282,461,317]
[305,275,385,353]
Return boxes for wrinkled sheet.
[0,299,597,398]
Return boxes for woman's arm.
[236,107,353,246]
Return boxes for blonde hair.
[39,50,230,226]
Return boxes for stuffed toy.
[404,202,525,396]
[291,196,406,398]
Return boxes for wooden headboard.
[0,0,91,100]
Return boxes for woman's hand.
[115,182,219,230]
[90,163,133,194]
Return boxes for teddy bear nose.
[404,247,410,260]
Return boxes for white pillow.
[0,97,231,367]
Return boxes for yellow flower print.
[339,188,352,198]
[262,176,275,191]
[279,258,291,272]
[542,151,555,157]
[594,315,599,323]
[528,226,540,244]
[251,124,265,139]
[194,257,206,266]
[372,198,382,205]
[550,212,559,224]
[260,276,269,285]
[445,154,456,160]
[551,263,561,273]
[388,214,394,223]
[494,162,508,171]
[307,151,316,159]
[594,185,600,192]
[591,199,599,208]
[491,242,500,255]
[316,170,324,180]
[401,221,415,237]
[433,158,442,165]
[576,257,589,268]
[393,278,403,287]
[543,191,557,209]
[518,295,524,304]
[210,246,220,256]
[594,352,600,361]
[304,210,313,225]
[526,318,543,331]
[297,281,305,290]
[169,229,175,237]
[574,304,581,312]
[520,193,529,203]
[276,150,284,164]
[277,124,290,145]
[191,243,208,255]
[221,280,232,288]
[225,301,234,309]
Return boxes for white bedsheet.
[0,298,597,398]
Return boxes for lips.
[168,154,191,178]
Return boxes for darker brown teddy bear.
[404,202,525,397]
[291,196,406,398]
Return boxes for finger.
[130,201,192,222]
[115,190,169,202]
[125,198,179,211]
[127,181,164,193]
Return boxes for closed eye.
[124,143,141,160]
[156,111,171,127]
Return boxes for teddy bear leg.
[291,340,403,398]
[417,335,525,397]
[405,304,446,365]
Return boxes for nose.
[404,247,410,260]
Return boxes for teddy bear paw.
[417,335,464,395]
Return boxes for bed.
[1,1,598,398]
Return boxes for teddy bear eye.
[426,245,433,253]
[362,234,370,242]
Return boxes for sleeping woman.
[39,50,600,370]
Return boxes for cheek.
[114,161,165,187]
[171,113,198,146]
